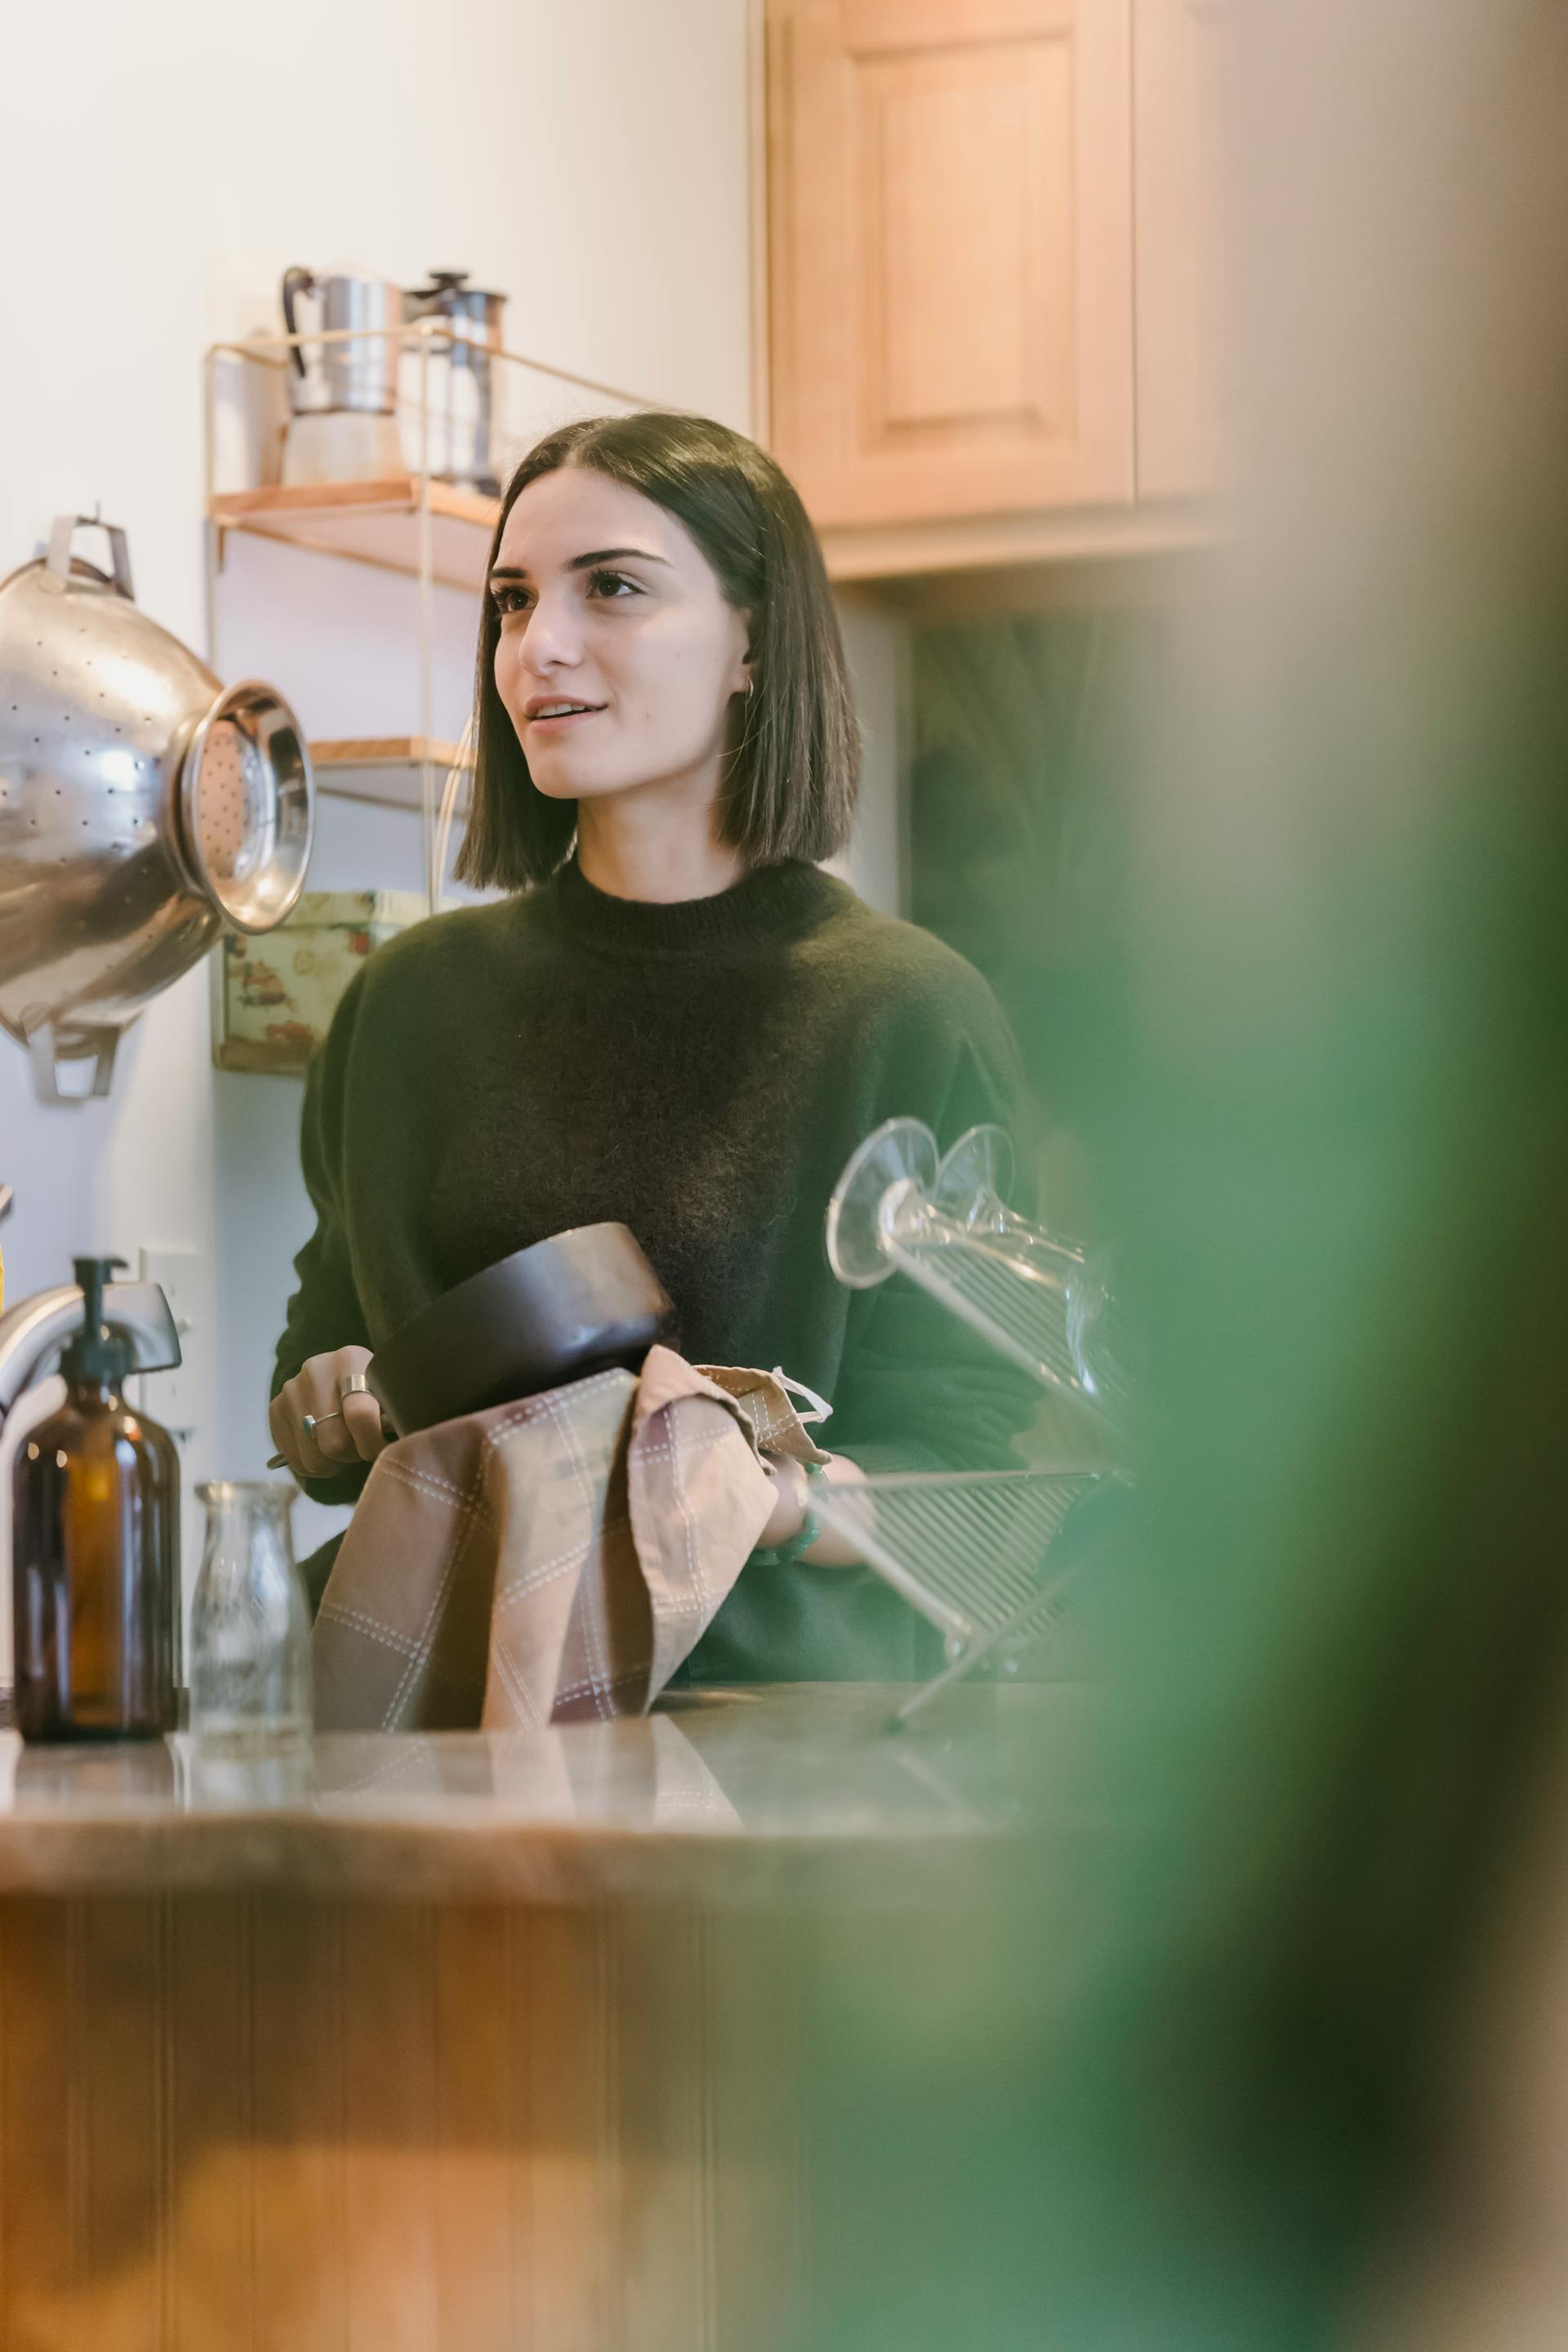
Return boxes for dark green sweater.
[272,856,1036,1680]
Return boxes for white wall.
[0,0,906,1582]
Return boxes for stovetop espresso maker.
[279,265,405,485]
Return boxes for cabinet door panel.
[768,0,1134,530]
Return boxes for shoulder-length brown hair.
[455,411,860,891]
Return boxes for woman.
[270,411,1036,1680]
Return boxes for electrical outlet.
[135,1246,200,1437]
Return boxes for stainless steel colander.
[0,515,313,1100]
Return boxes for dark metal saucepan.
[368,1223,678,1438]
[270,1223,679,1465]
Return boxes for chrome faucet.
[0,1192,182,1424]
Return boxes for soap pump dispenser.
[11,1256,180,1741]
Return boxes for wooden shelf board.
[311,736,471,770]
[310,737,473,814]
[211,479,500,593]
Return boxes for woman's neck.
[574,793,746,906]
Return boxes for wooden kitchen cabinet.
[766,0,1137,573]
[1133,0,1227,499]
[764,0,1227,582]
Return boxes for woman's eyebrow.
[488,546,672,587]
[566,546,672,572]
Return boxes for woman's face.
[489,466,752,811]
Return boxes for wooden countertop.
[0,1682,1080,1906]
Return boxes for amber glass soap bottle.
[11,1256,180,1741]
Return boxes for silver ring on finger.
[301,1408,345,1437]
[340,1371,371,1398]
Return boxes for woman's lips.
[524,706,604,733]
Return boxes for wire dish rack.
[820,1120,1138,1726]
[811,1468,1107,1726]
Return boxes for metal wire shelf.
[201,320,657,916]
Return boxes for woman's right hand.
[268,1346,390,1483]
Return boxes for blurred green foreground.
[784,4,1568,2345]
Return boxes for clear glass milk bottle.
[189,1481,311,1740]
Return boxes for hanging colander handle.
[44,514,133,601]
[23,1018,120,1107]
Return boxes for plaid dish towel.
[311,1346,827,1731]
